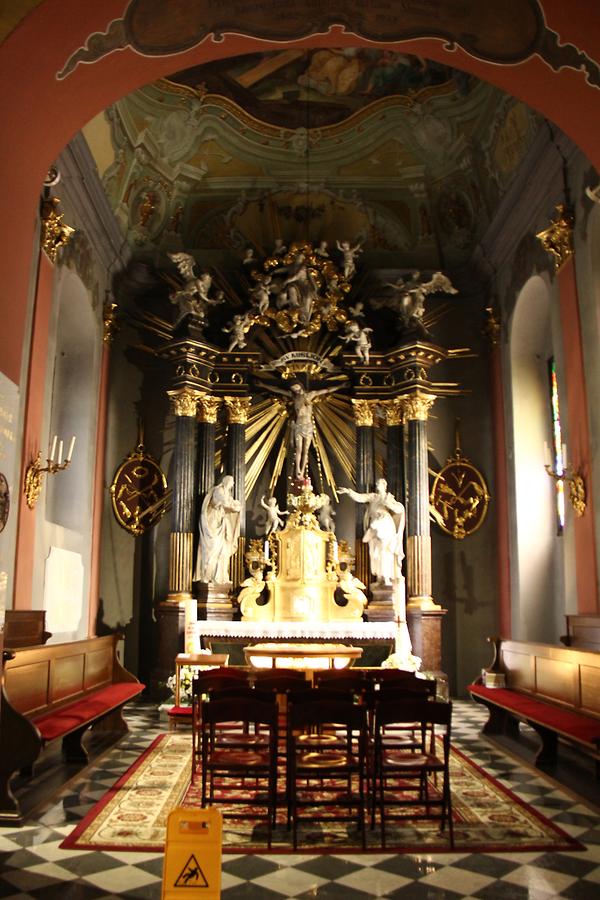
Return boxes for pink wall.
[13,253,54,609]
[490,347,512,636]
[558,262,598,612]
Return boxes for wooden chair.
[288,698,368,849]
[201,697,279,848]
[372,698,453,849]
[252,669,307,690]
[191,671,251,783]
[314,669,366,692]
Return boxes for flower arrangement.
[381,651,422,672]
[166,658,219,705]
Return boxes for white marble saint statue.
[194,475,241,583]
[339,478,405,584]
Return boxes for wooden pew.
[3,610,51,648]
[468,638,600,771]
[560,614,600,651]
[0,634,144,824]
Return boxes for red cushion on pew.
[32,682,144,742]
[468,684,600,745]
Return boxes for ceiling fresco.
[85,48,541,276]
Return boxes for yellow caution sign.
[162,807,222,900]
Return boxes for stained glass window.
[548,358,565,532]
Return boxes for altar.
[194,619,396,666]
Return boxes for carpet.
[61,733,583,854]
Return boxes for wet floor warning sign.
[162,807,222,899]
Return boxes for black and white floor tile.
[0,701,599,898]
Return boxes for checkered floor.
[1,700,599,898]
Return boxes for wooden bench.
[3,609,51,648]
[468,637,600,771]
[560,614,600,651]
[0,634,144,824]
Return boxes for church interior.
[1,1,600,897]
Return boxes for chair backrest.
[253,668,306,683]
[193,670,250,696]
[253,672,308,693]
[375,698,452,732]
[366,669,420,687]
[207,685,276,704]
[287,686,355,705]
[201,696,279,730]
[374,681,436,703]
[289,697,367,732]
[314,670,366,693]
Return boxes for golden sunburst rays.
[244,397,288,498]
[312,395,355,494]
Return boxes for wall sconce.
[24,435,76,509]
[544,442,586,517]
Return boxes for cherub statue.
[250,276,273,315]
[242,247,255,266]
[223,312,252,351]
[260,495,289,534]
[272,238,287,256]
[342,320,373,364]
[315,239,330,258]
[336,239,363,279]
[317,494,336,532]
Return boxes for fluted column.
[385,398,405,507]
[352,399,376,587]
[404,391,438,610]
[224,396,251,588]
[166,388,202,599]
[196,394,221,502]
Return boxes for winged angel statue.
[375,270,457,338]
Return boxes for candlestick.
[49,435,57,462]
[67,435,76,461]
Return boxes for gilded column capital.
[351,399,376,427]
[223,396,252,424]
[197,395,221,424]
[403,392,437,421]
[384,399,405,426]
[168,388,202,417]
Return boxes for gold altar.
[239,486,367,624]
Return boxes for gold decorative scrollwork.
[430,450,490,540]
[103,299,118,344]
[110,443,169,536]
[536,203,573,272]
[40,196,75,263]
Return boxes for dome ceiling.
[84,49,542,272]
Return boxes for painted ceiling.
[84,48,541,274]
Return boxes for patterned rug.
[61,733,583,854]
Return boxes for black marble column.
[224,397,251,588]
[166,389,201,599]
[404,392,437,609]
[352,399,375,587]
[385,399,405,507]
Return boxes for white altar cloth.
[194,620,396,641]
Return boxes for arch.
[1,1,600,384]
[509,274,567,641]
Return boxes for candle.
[49,435,57,462]
[58,440,63,464]
[67,435,76,461]
[562,443,568,470]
